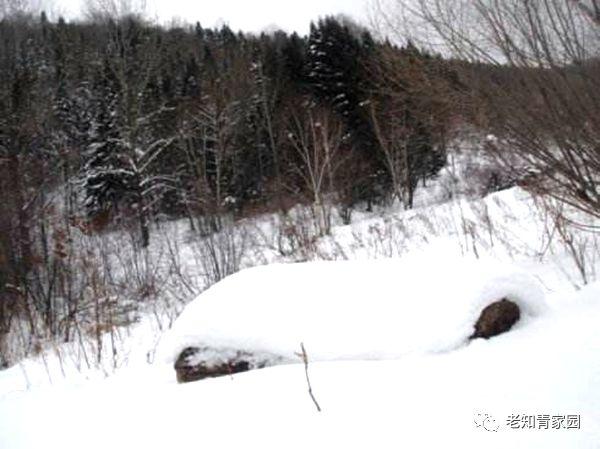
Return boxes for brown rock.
[174,347,255,383]
[471,299,520,340]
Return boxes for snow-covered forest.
[1,0,599,447]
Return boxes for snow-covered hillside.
[1,181,599,448]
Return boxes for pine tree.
[53,79,93,216]
[305,17,386,207]
[83,61,133,221]
[281,32,307,87]
[306,18,371,120]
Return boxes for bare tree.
[368,42,451,209]
[188,93,240,216]
[375,0,600,223]
[83,0,147,22]
[287,106,347,235]
[370,98,413,207]
[178,44,252,232]
[0,0,49,20]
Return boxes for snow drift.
[159,253,547,367]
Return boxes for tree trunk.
[139,210,150,248]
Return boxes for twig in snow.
[298,342,321,412]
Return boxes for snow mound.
[159,254,547,366]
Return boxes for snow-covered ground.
[1,276,599,448]
[1,158,599,448]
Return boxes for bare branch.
[299,342,322,413]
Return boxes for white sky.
[50,0,372,35]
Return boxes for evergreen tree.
[306,17,387,207]
[281,32,307,87]
[83,60,133,220]
[306,18,361,116]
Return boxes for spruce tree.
[83,61,133,221]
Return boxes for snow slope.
[1,181,599,448]
[0,279,599,449]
